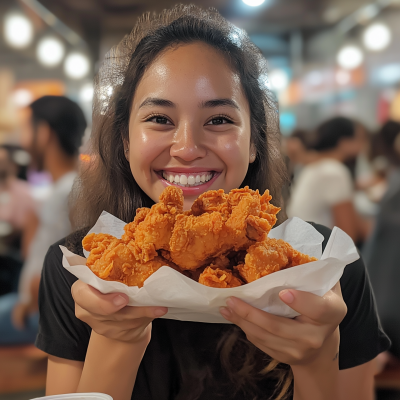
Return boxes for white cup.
[31,394,113,400]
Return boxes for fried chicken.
[190,189,229,219]
[198,265,242,288]
[236,237,318,283]
[121,207,150,243]
[83,232,179,287]
[128,186,184,262]
[82,186,318,289]
[168,187,280,270]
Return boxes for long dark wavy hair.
[69,5,291,399]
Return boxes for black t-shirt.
[36,223,390,400]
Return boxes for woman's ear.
[249,143,256,163]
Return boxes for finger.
[220,306,294,350]
[222,297,297,340]
[71,280,129,316]
[112,304,168,320]
[279,284,347,324]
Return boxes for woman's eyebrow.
[139,97,175,108]
[200,98,240,110]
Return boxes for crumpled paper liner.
[61,212,359,323]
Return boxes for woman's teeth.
[161,172,214,187]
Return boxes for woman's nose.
[170,121,207,161]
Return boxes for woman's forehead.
[133,42,247,109]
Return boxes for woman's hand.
[71,280,168,344]
[219,282,347,367]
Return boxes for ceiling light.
[363,23,391,51]
[12,88,33,107]
[64,53,90,79]
[79,83,94,102]
[242,0,265,6]
[269,69,289,92]
[4,13,33,49]
[37,37,65,67]
[337,45,364,70]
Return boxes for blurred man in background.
[287,116,368,243]
[0,95,86,345]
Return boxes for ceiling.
[35,0,377,58]
[0,0,398,81]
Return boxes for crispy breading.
[128,186,184,262]
[198,265,242,288]
[236,237,317,283]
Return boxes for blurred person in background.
[0,95,86,345]
[363,120,400,364]
[287,117,368,243]
[282,129,317,205]
[0,145,35,295]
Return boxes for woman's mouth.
[155,169,221,195]
[160,171,215,187]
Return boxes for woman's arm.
[220,283,347,400]
[76,331,149,400]
[62,281,167,400]
[337,359,375,400]
[291,330,340,400]
[46,332,149,400]
[46,356,83,394]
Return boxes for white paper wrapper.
[61,212,359,323]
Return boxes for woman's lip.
[157,171,221,195]
[157,167,222,173]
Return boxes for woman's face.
[128,42,253,210]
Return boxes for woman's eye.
[148,116,171,124]
[207,117,232,125]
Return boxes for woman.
[287,117,368,242]
[36,6,389,400]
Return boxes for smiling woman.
[69,5,284,228]
[37,5,389,400]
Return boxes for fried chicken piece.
[168,187,280,270]
[121,207,150,243]
[190,189,229,219]
[236,237,318,283]
[198,265,242,288]
[83,232,179,287]
[169,211,226,270]
[129,186,184,262]
[83,233,120,268]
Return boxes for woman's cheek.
[218,135,249,188]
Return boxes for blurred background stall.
[1,0,400,399]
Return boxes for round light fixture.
[337,45,364,70]
[64,53,90,79]
[79,83,94,102]
[4,13,33,49]
[12,88,33,107]
[242,0,265,6]
[363,23,391,51]
[269,69,289,92]
[37,37,65,67]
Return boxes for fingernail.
[154,308,168,317]
[113,295,127,307]
[220,307,232,319]
[280,289,294,304]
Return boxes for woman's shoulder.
[47,227,89,260]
